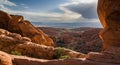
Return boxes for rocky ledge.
[0,47,120,65]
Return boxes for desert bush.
[11,51,21,55]
[53,47,71,59]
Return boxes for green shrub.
[59,55,70,59]
[11,51,21,55]
[53,47,71,59]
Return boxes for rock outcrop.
[0,11,54,46]
[0,51,12,65]
[86,47,120,64]
[12,56,118,65]
[0,29,54,59]
[98,0,120,50]
[0,29,85,59]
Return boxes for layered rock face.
[0,29,85,59]
[0,11,54,46]
[0,29,54,59]
[98,0,120,50]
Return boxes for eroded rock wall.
[98,0,120,50]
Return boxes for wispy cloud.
[70,0,97,3]
[20,3,29,9]
[0,0,81,22]
[0,0,99,23]
[0,0,16,6]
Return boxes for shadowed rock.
[98,0,120,51]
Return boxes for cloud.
[0,0,16,11]
[0,0,16,6]
[6,10,81,22]
[0,0,99,23]
[60,0,98,19]
[0,0,83,22]
[70,0,97,3]
[0,1,81,22]
[20,3,29,9]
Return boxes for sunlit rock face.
[0,10,54,47]
[0,51,12,65]
[98,0,120,51]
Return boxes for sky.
[0,0,101,27]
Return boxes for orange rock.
[8,15,24,33]
[18,20,54,46]
[86,47,120,64]
[0,29,55,59]
[0,10,54,46]
[15,42,55,59]
[0,11,11,29]
[12,55,119,65]
[0,51,12,65]
[97,0,120,50]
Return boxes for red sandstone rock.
[98,0,120,50]
[0,29,55,59]
[86,47,120,64]
[11,55,119,65]
[0,11,11,29]
[15,42,55,59]
[0,51,12,65]
[0,11,54,46]
[0,29,84,59]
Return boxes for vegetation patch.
[11,51,22,55]
[53,47,71,59]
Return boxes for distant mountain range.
[31,22,102,29]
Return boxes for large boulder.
[98,0,120,50]
[0,29,31,53]
[15,42,55,59]
[0,51,12,65]
[0,29,54,59]
[0,11,54,46]
[18,20,54,46]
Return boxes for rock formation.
[11,47,120,65]
[0,51,12,65]
[0,0,120,64]
[98,0,120,50]
[0,29,54,59]
[0,11,54,46]
[77,0,119,65]
[0,29,85,59]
